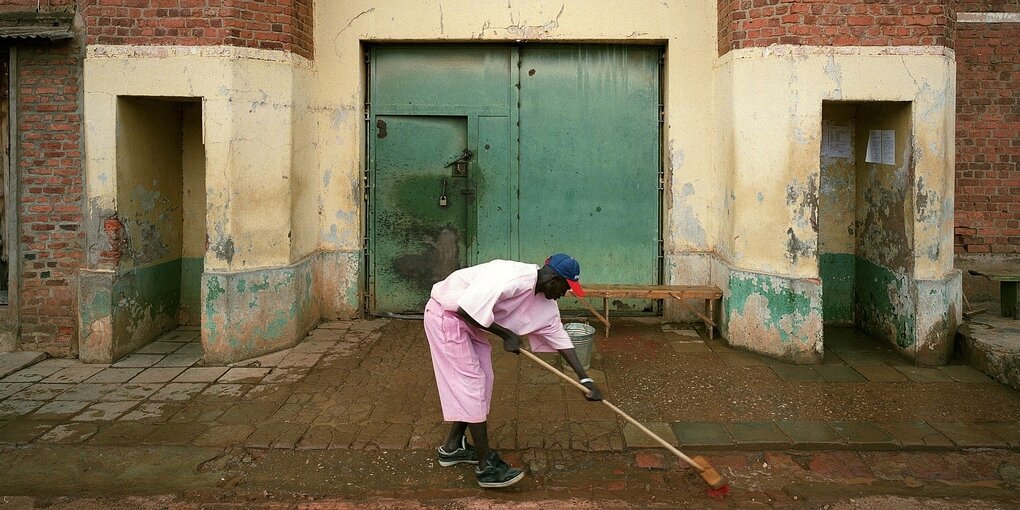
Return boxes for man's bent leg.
[468,421,524,488]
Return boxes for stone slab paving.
[0,351,47,379]
[0,320,1017,461]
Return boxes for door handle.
[444,149,473,177]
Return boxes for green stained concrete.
[855,257,915,348]
[728,271,817,346]
[180,257,203,326]
[201,258,318,364]
[821,253,855,324]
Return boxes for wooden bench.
[968,270,1020,319]
[570,284,724,339]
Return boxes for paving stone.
[100,383,164,402]
[87,421,156,445]
[807,452,875,479]
[816,365,867,383]
[173,342,204,355]
[622,422,677,449]
[131,367,188,384]
[176,367,230,383]
[1,362,61,383]
[878,421,954,449]
[982,422,1020,448]
[929,422,1008,448]
[118,401,182,423]
[894,366,954,383]
[350,422,410,450]
[8,383,70,401]
[262,368,306,384]
[278,352,323,369]
[936,365,993,383]
[142,421,209,446]
[775,421,846,448]
[0,382,31,399]
[0,420,53,444]
[193,423,256,447]
[217,367,270,384]
[31,400,90,419]
[52,383,119,402]
[231,350,292,370]
[726,422,791,448]
[41,366,106,384]
[72,401,139,422]
[830,421,900,449]
[112,354,164,368]
[297,423,339,450]
[167,401,228,423]
[152,352,203,368]
[32,358,79,369]
[852,364,908,383]
[134,342,184,355]
[669,341,711,353]
[634,452,668,470]
[292,340,334,354]
[0,352,48,379]
[0,399,44,419]
[836,350,907,365]
[317,321,353,330]
[771,365,823,382]
[671,421,735,447]
[36,422,99,444]
[200,384,252,399]
[148,382,207,402]
[569,421,625,452]
[85,368,145,383]
[157,330,200,343]
[247,421,314,449]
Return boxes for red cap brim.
[567,279,585,297]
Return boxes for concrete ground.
[0,317,1018,508]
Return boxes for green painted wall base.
[202,250,361,364]
[78,260,183,363]
[724,268,823,364]
[820,253,855,324]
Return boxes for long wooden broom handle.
[518,348,706,472]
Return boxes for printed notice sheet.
[822,125,852,158]
[866,129,896,165]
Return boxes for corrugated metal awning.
[0,11,74,41]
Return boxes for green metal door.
[368,44,660,314]
[371,116,471,313]
[518,45,661,311]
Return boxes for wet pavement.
[0,318,1018,508]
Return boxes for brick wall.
[82,0,314,60]
[718,0,954,55]
[953,7,1020,256]
[1,2,83,356]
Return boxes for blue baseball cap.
[545,253,585,297]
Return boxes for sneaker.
[437,436,478,467]
[474,451,524,488]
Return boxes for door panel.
[371,115,470,313]
[518,45,660,312]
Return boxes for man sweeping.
[424,253,604,488]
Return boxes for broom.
[519,348,730,497]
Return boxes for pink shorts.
[424,298,493,423]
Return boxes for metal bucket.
[564,322,596,370]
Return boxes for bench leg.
[1002,281,1019,319]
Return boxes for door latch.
[444,149,473,177]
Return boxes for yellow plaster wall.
[181,102,205,259]
[312,0,719,258]
[719,46,955,280]
[84,47,302,272]
[819,104,856,255]
[115,97,183,270]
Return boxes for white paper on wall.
[823,125,852,158]
[865,129,896,165]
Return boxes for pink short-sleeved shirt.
[430,260,573,352]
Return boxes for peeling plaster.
[674,183,707,246]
